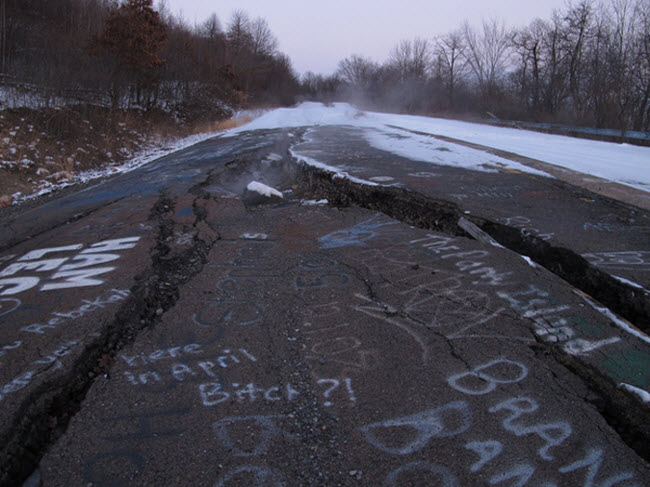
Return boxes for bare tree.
[561,0,593,117]
[512,18,566,116]
[537,11,569,115]
[227,10,252,55]
[200,13,221,40]
[632,0,650,130]
[388,38,430,81]
[462,18,512,104]
[336,55,377,88]
[434,30,467,106]
[250,17,277,57]
[608,0,637,131]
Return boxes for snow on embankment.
[246,181,283,198]
[225,102,650,191]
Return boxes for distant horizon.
[159,0,568,76]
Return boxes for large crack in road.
[1,127,649,486]
[289,153,650,465]
[294,160,649,331]
[0,189,219,485]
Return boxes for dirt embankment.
[0,105,238,205]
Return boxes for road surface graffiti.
[0,237,141,296]
[359,401,472,455]
[21,288,131,335]
[502,216,555,241]
[320,214,398,249]
[582,251,650,271]
[497,285,622,356]
[199,378,356,408]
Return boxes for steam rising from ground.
[224,102,650,191]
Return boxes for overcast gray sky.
[160,0,567,76]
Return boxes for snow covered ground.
[13,131,223,204]
[12,102,649,206]
[226,102,650,192]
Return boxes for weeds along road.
[0,125,649,486]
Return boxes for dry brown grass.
[0,104,240,202]
[191,115,254,134]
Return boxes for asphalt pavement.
[0,125,649,486]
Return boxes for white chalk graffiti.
[0,237,140,295]
[0,339,78,401]
[465,441,503,472]
[21,289,131,335]
[193,299,265,327]
[558,448,637,487]
[174,232,194,246]
[240,233,269,240]
[0,297,21,317]
[121,347,257,385]
[412,235,513,286]
[302,302,381,374]
[213,415,295,457]
[359,401,472,455]
[489,464,535,486]
[394,271,508,338]
[497,285,621,355]
[320,214,398,249]
[502,216,554,241]
[318,378,356,406]
[0,254,16,263]
[446,358,640,486]
[121,343,209,367]
[489,397,572,461]
[0,370,35,402]
[32,341,79,372]
[0,340,21,358]
[584,222,650,234]
[582,251,650,271]
[353,293,431,363]
[383,462,459,486]
[199,378,355,408]
[447,359,528,396]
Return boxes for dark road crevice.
[0,191,221,487]
[478,220,650,333]
[292,158,650,464]
[294,160,649,333]
[553,348,650,464]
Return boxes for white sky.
[159,0,568,77]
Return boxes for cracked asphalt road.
[0,126,649,486]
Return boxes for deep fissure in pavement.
[0,193,219,486]
[295,161,649,332]
[293,159,650,464]
[2,135,649,484]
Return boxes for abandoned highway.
[1,111,649,486]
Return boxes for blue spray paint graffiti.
[319,215,398,249]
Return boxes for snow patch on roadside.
[612,275,648,293]
[12,131,221,205]
[363,127,552,177]
[225,102,650,191]
[618,383,650,405]
[520,255,539,268]
[289,147,379,187]
[246,181,283,198]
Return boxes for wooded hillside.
[0,0,299,118]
